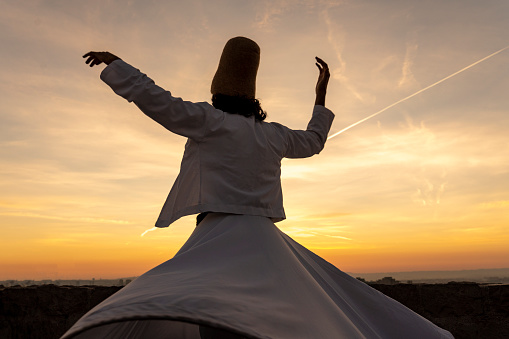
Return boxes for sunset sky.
[1,0,508,280]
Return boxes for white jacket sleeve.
[277,105,335,158]
[100,60,224,141]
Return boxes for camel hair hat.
[211,36,260,99]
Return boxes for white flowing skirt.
[61,213,454,339]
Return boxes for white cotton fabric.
[61,213,454,339]
[100,60,335,227]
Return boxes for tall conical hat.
[211,37,260,99]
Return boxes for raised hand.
[315,57,330,106]
[83,51,120,67]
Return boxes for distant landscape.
[2,268,508,287]
[0,277,137,287]
[350,268,509,284]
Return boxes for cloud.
[255,0,291,30]
[321,7,365,101]
[141,227,159,237]
[398,42,419,88]
[0,211,132,224]
[283,225,353,242]
[479,200,509,209]
[411,176,447,206]
[297,212,351,220]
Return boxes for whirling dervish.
[62,37,454,338]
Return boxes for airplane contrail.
[328,45,509,140]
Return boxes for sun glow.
[1,0,508,279]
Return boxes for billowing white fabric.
[100,60,335,227]
[62,214,453,339]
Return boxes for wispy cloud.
[398,42,419,88]
[283,226,352,240]
[412,178,447,206]
[479,200,509,209]
[141,227,159,237]
[0,212,132,224]
[255,0,292,30]
[321,8,364,101]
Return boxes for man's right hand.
[315,57,330,106]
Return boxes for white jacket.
[101,60,335,227]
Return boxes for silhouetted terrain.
[350,268,509,284]
[0,283,507,338]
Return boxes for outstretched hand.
[315,57,330,106]
[83,51,120,67]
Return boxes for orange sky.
[1,0,508,280]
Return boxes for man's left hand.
[83,51,120,67]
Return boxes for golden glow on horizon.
[1,0,508,280]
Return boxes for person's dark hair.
[212,94,267,121]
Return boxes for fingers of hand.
[315,56,329,69]
[83,51,103,67]
[88,57,100,67]
[84,51,95,64]
[315,57,330,80]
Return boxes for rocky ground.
[370,282,509,339]
[0,282,507,338]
